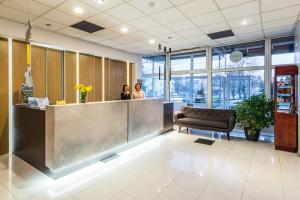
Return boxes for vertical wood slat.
[95,56,102,101]
[129,63,135,93]
[79,54,96,102]
[47,48,62,104]
[104,58,110,101]
[31,45,46,98]
[109,59,127,101]
[0,38,9,155]
[12,40,28,104]
[64,51,77,103]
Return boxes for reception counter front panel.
[14,99,165,178]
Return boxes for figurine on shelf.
[22,66,34,103]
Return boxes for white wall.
[295,20,300,156]
[0,18,142,75]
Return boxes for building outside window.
[141,55,166,98]
[170,51,207,110]
[212,40,265,109]
[270,36,295,98]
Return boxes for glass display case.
[275,75,295,113]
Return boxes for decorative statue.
[22,67,34,103]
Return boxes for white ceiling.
[0,0,299,55]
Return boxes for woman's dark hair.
[135,83,141,89]
[122,84,129,92]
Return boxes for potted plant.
[75,83,92,103]
[235,94,274,141]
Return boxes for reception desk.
[13,99,166,178]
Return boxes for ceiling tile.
[98,39,121,48]
[261,0,300,12]
[105,3,144,21]
[3,0,50,16]
[128,0,173,14]
[221,1,260,20]
[237,31,264,42]
[187,34,211,43]
[145,26,172,36]
[94,29,120,39]
[165,19,196,32]
[33,0,66,7]
[168,0,193,6]
[87,13,122,28]
[59,27,88,37]
[111,35,137,44]
[159,33,182,42]
[198,39,220,47]
[176,28,203,38]
[128,31,152,41]
[43,10,81,26]
[215,0,253,9]
[128,16,160,30]
[80,0,123,11]
[57,0,99,19]
[123,41,146,48]
[109,23,138,33]
[201,22,230,34]
[0,5,33,24]
[191,11,225,27]
[264,25,295,37]
[262,5,300,22]
[263,17,297,30]
[150,7,186,24]
[32,17,65,31]
[79,34,106,43]
[228,15,261,28]
[177,0,218,17]
[215,36,241,45]
[232,24,262,35]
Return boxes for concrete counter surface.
[45,99,164,175]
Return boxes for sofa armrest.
[174,112,184,124]
[227,116,236,132]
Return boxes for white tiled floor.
[0,130,300,200]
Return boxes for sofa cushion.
[178,118,228,129]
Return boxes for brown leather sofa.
[174,107,236,140]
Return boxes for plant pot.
[80,92,87,103]
[244,128,261,141]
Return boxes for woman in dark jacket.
[121,84,131,100]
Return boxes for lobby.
[0,0,300,200]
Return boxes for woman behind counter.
[132,83,145,99]
[120,84,131,100]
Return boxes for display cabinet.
[274,65,298,152]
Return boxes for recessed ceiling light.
[74,7,83,14]
[149,39,156,44]
[241,19,250,26]
[120,27,129,33]
[97,0,104,4]
[148,2,155,8]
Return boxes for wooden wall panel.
[47,48,62,104]
[0,38,8,155]
[104,58,110,101]
[31,45,46,98]
[12,40,27,104]
[129,63,135,93]
[109,60,127,101]
[95,57,102,101]
[79,54,95,102]
[64,51,77,103]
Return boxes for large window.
[271,36,295,65]
[212,40,265,69]
[142,56,166,98]
[170,51,207,110]
[212,70,264,109]
[270,36,295,98]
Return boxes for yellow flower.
[86,86,92,92]
[75,83,92,93]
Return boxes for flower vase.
[80,91,87,103]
